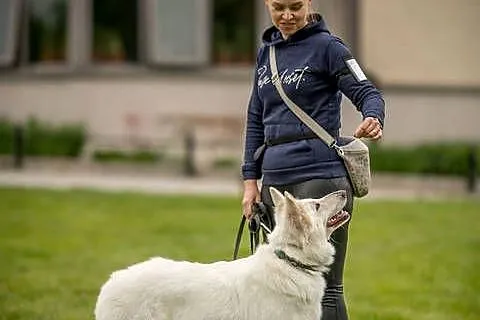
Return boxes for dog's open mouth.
[327,210,350,228]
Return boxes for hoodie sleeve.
[325,38,385,127]
[241,61,265,180]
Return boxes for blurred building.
[0,0,479,168]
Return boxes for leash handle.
[232,202,275,260]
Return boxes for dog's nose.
[338,190,347,198]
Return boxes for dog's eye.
[314,203,321,211]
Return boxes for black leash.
[232,202,274,260]
[232,215,247,260]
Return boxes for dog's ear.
[284,192,313,232]
[269,187,284,208]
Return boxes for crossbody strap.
[269,45,337,148]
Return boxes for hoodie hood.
[262,13,330,45]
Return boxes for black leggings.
[261,177,353,320]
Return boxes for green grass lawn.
[0,187,479,320]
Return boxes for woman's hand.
[354,117,383,141]
[242,180,260,220]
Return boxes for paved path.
[0,170,240,196]
[0,168,477,201]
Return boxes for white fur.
[95,189,348,320]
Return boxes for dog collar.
[274,249,320,275]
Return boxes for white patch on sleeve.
[345,59,368,82]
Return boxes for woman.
[241,0,385,319]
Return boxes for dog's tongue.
[327,211,350,228]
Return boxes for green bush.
[93,150,162,163]
[212,157,239,169]
[24,118,86,157]
[1,116,477,177]
[0,117,86,157]
[370,143,480,176]
[0,118,14,154]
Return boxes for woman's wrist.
[244,179,258,188]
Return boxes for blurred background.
[0,2,479,320]
[0,0,479,193]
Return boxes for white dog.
[95,188,350,320]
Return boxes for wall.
[1,76,479,149]
[360,0,480,88]
[314,0,357,50]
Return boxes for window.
[92,0,137,62]
[143,0,210,66]
[5,0,258,69]
[144,0,255,67]
[213,0,255,65]
[28,0,67,63]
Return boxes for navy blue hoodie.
[242,16,385,186]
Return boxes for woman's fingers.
[242,180,260,220]
[369,128,383,140]
[242,199,254,219]
[354,117,382,140]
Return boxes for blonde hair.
[306,2,318,23]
